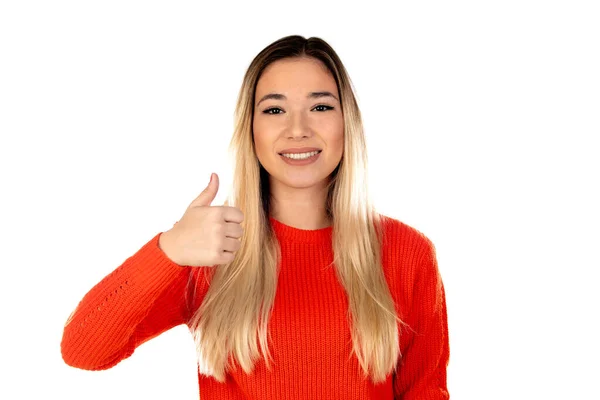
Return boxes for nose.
[287,112,312,139]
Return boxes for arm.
[60,232,194,370]
[393,239,450,399]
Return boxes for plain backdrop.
[1,1,598,399]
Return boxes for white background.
[1,1,598,399]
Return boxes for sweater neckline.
[269,216,333,244]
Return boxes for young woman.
[61,35,450,399]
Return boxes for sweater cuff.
[127,232,187,290]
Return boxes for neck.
[269,178,331,230]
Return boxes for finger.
[189,173,219,208]
[221,237,241,253]
[218,249,236,264]
[222,206,244,224]
[224,222,243,239]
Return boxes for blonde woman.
[61,35,450,399]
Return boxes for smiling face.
[253,57,344,190]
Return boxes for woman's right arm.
[60,231,201,371]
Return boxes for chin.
[281,173,327,188]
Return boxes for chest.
[266,246,354,362]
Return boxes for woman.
[61,35,450,399]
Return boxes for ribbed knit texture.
[61,215,450,399]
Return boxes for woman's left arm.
[393,239,450,400]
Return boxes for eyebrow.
[255,91,339,107]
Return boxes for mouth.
[278,149,322,164]
[278,150,323,156]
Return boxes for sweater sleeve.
[61,232,195,370]
[393,239,450,400]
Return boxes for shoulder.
[376,213,439,317]
[377,213,435,262]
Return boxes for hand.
[159,173,244,267]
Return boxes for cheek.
[329,124,345,156]
[253,118,265,148]
[253,117,273,141]
[252,119,275,164]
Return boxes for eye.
[263,107,283,115]
[262,105,334,114]
[313,105,334,112]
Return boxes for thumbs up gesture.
[158,173,244,267]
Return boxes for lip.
[279,150,321,166]
[277,147,322,154]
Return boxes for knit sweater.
[61,215,450,399]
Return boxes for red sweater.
[61,215,450,399]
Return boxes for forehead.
[255,57,338,97]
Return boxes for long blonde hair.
[187,35,408,384]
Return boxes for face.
[253,57,344,190]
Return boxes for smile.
[279,150,322,166]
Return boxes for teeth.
[281,150,320,160]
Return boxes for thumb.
[190,173,219,208]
